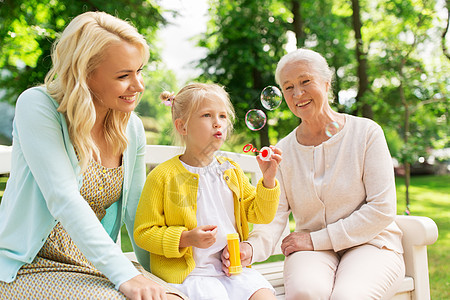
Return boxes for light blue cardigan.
[0,87,150,289]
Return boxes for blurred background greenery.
[0,0,448,298]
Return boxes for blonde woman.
[0,11,184,300]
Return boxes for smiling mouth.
[296,100,312,107]
[119,95,136,101]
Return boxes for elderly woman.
[237,49,405,299]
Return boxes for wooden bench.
[0,144,439,299]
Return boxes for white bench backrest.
[0,146,12,175]
[0,145,263,185]
[144,145,263,185]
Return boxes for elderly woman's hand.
[281,232,314,256]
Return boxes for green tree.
[351,0,373,118]
[197,0,290,148]
[442,0,450,60]
[135,62,179,145]
[0,0,165,104]
[366,0,449,212]
[290,0,355,111]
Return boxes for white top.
[313,144,326,199]
[180,159,236,276]
[248,114,404,262]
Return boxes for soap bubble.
[325,121,340,137]
[245,109,267,131]
[260,86,282,110]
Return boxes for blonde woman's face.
[88,40,144,116]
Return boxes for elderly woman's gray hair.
[275,49,333,86]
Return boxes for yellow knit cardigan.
[134,155,280,284]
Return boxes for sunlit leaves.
[0,0,165,104]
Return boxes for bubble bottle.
[226,233,242,275]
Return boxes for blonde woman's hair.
[160,83,236,146]
[44,11,149,172]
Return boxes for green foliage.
[346,0,449,168]
[303,0,356,106]
[135,63,178,145]
[196,0,448,161]
[0,0,165,104]
[0,176,7,202]
[197,0,290,147]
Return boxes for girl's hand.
[256,146,282,189]
[179,225,217,249]
[119,274,167,300]
[221,241,253,276]
[281,232,313,256]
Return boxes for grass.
[395,175,450,300]
[1,174,447,298]
[0,176,7,199]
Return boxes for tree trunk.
[291,0,305,48]
[259,123,270,147]
[442,0,450,60]
[351,0,373,119]
[252,68,270,147]
[399,62,411,213]
[291,0,305,125]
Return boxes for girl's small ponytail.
[160,91,175,107]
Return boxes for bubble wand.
[242,143,273,161]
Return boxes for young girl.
[134,83,282,300]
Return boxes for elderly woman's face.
[88,40,145,117]
[279,62,329,120]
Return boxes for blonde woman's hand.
[179,225,217,249]
[256,146,282,189]
[119,274,167,300]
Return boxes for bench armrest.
[395,215,438,300]
[395,215,439,246]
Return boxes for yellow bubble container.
[226,233,242,275]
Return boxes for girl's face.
[279,62,330,120]
[88,40,144,117]
[180,96,229,157]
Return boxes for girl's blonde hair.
[160,83,235,146]
[44,11,149,172]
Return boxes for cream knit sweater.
[249,114,403,262]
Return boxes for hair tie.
[162,92,175,107]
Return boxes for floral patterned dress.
[0,158,185,299]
